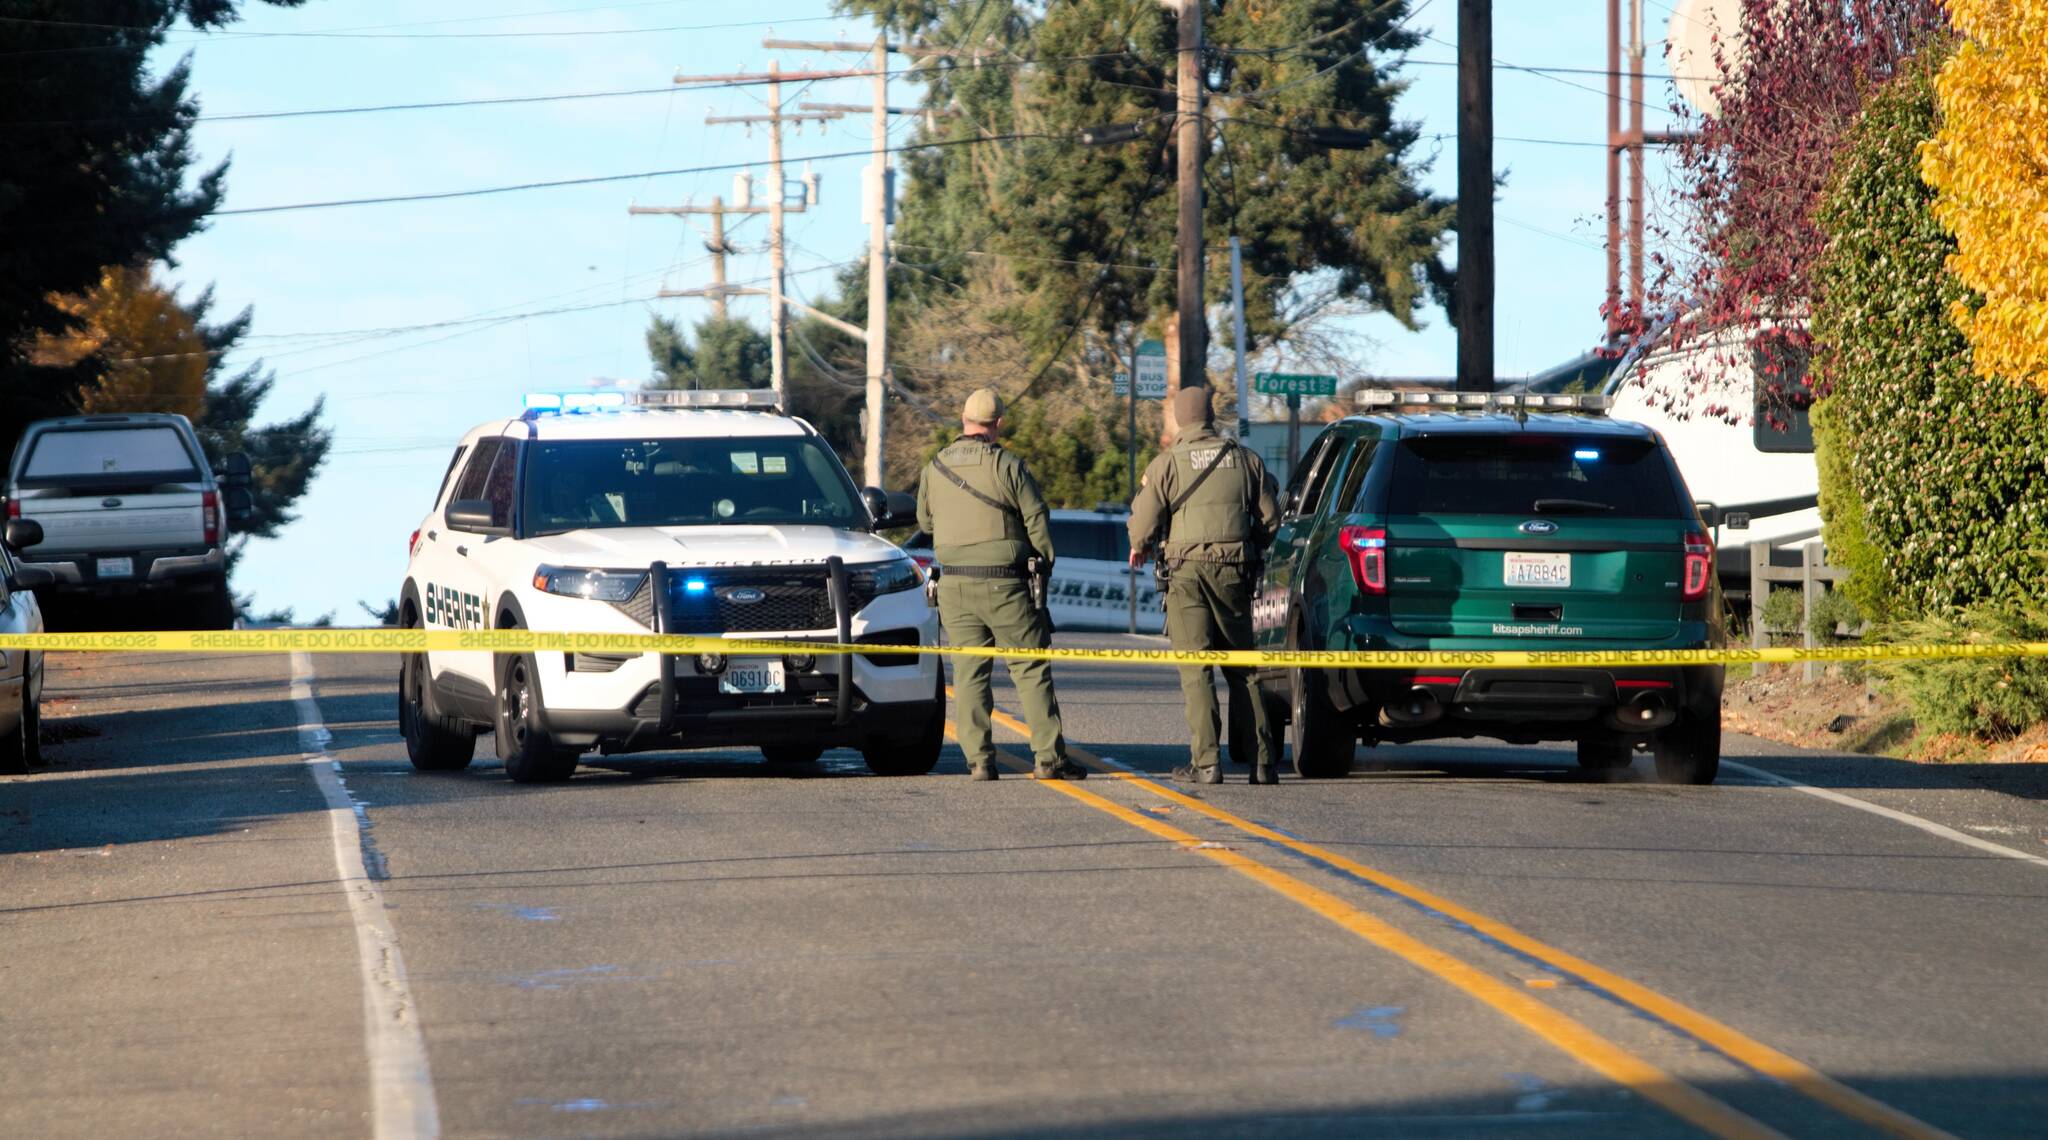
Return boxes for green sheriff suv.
[1251,390,1723,784]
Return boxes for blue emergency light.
[1574,449,1601,461]
[522,391,628,413]
[683,578,709,595]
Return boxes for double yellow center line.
[958,695,1952,1140]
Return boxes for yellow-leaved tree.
[29,264,209,419]
[1921,0,2048,394]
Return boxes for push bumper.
[527,556,943,753]
[546,677,942,754]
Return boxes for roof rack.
[521,388,783,417]
[1354,389,1611,414]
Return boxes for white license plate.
[718,659,785,695]
[1503,552,1571,589]
[96,557,135,579]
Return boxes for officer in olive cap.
[1129,386,1283,784]
[917,388,1086,781]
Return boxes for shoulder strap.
[1167,439,1242,516]
[930,445,1017,517]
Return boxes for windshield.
[521,436,863,535]
[1388,435,1684,517]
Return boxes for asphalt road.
[4,638,2046,1139]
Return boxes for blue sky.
[156,0,1682,620]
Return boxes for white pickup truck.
[5,414,252,628]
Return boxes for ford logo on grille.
[721,586,766,604]
[1518,519,1559,535]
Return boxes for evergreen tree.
[0,0,306,450]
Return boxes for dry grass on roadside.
[1726,670,2048,763]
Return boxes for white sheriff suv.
[397,388,943,783]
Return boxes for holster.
[1153,557,1172,609]
[1026,557,1051,613]
[924,563,942,607]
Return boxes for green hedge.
[1811,51,2048,617]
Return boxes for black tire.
[1289,666,1352,779]
[496,649,580,784]
[199,579,237,630]
[761,744,825,766]
[0,671,40,774]
[863,670,944,777]
[1653,711,1721,785]
[1575,739,1635,771]
[399,615,474,772]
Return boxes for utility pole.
[863,34,891,488]
[668,62,850,406]
[763,37,987,488]
[1456,0,1494,393]
[627,196,736,319]
[765,61,789,406]
[1175,0,1206,399]
[1605,0,1622,329]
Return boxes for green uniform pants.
[1165,560,1277,771]
[938,575,1068,770]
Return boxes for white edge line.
[1724,759,2048,870]
[290,651,442,1139]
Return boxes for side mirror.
[446,498,508,535]
[221,451,253,485]
[224,485,255,526]
[9,566,55,591]
[863,487,917,530]
[4,519,43,551]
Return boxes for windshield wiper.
[1532,497,1615,513]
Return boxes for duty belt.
[943,564,1027,579]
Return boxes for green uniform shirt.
[1128,425,1281,564]
[915,435,1057,568]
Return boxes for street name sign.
[1254,372,1338,397]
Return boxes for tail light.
[1681,531,1712,601]
[5,500,16,519]
[1340,526,1388,594]
[202,490,220,545]
[409,529,422,557]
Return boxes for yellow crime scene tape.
[2,627,2046,670]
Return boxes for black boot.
[1173,764,1222,785]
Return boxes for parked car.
[5,414,252,628]
[0,517,55,773]
[903,508,1163,634]
[1253,390,1725,784]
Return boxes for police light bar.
[630,388,781,410]
[1353,389,1611,414]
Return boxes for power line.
[0,11,847,52]
[207,129,1067,217]
[2,48,1140,128]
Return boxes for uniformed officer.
[916,388,1086,781]
[1128,386,1283,784]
